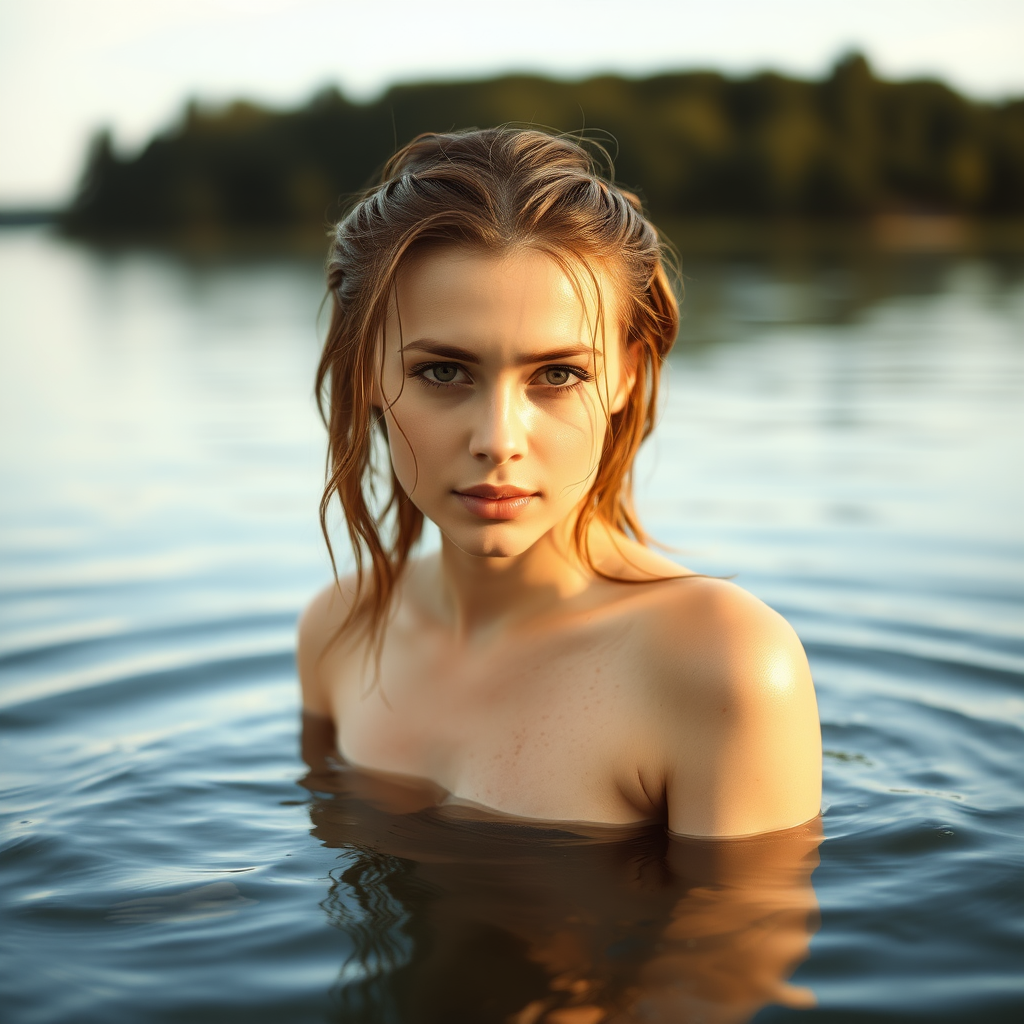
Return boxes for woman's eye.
[542,367,573,386]
[428,364,459,383]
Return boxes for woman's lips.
[453,486,537,520]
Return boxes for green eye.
[432,364,458,383]
[543,368,571,386]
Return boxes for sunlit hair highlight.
[316,127,679,647]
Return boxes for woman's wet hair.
[316,126,679,644]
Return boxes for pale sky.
[1,0,1022,206]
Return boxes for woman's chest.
[329,624,660,823]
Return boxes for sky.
[1,0,1022,207]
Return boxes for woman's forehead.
[388,245,622,354]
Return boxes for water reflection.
[673,249,1024,347]
[1,230,1021,1023]
[301,716,820,1024]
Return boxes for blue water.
[1,230,1022,1022]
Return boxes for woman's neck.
[410,517,669,641]
[432,523,591,639]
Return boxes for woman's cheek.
[385,397,457,501]
[547,390,606,459]
[539,403,606,500]
[383,404,424,497]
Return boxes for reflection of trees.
[322,852,420,1024]
[302,720,821,1024]
[64,54,1024,238]
[319,841,555,1024]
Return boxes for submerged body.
[299,244,821,837]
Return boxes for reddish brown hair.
[316,127,679,643]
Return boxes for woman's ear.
[610,341,640,415]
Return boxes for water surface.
[1,230,1022,1022]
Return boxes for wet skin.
[302,716,822,1024]
[299,246,821,838]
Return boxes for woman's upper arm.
[296,582,345,719]
[655,583,822,838]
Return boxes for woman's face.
[378,246,632,559]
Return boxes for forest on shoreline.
[62,55,1024,244]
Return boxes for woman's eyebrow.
[399,340,602,364]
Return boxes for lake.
[1,228,1021,1023]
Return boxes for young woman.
[298,127,821,838]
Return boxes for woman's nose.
[469,384,528,465]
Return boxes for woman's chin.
[440,522,543,560]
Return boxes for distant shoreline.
[58,58,1024,241]
[9,215,1023,257]
[0,209,60,227]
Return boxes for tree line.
[63,55,1024,236]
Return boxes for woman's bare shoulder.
[296,575,361,718]
[639,575,808,682]
[637,575,821,837]
[597,534,808,692]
